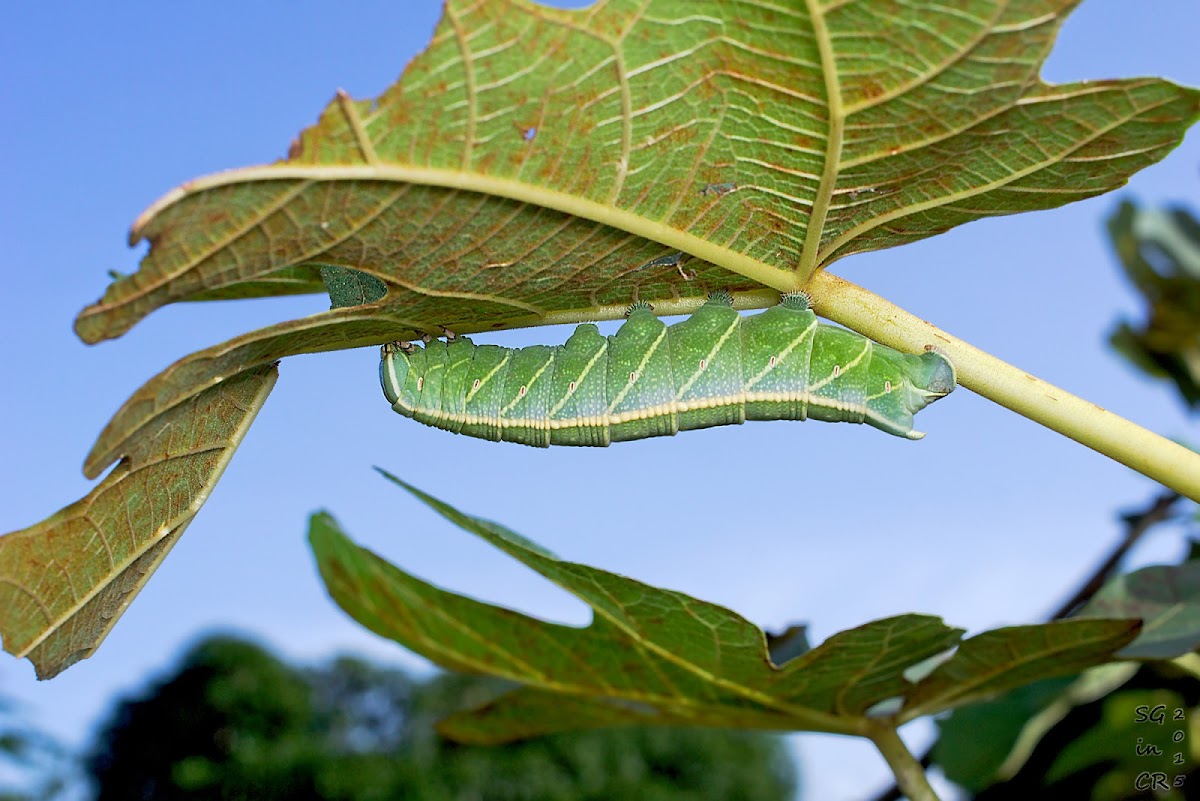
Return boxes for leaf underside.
[74,0,1199,482]
[310,474,1143,742]
[77,0,1199,348]
[0,366,277,679]
[4,0,1197,676]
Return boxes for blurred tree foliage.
[85,636,797,800]
[920,199,1200,801]
[1108,202,1200,409]
[0,690,74,801]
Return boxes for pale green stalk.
[811,271,1200,503]
[867,724,941,801]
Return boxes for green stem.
[811,271,1200,503]
[867,724,941,801]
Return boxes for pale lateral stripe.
[673,314,742,399]
[387,330,921,439]
[865,409,920,439]
[806,338,871,393]
[607,325,668,411]
[383,352,403,402]
[547,340,608,417]
[464,352,511,404]
[743,316,819,389]
[498,349,556,417]
[397,389,878,430]
[864,382,898,403]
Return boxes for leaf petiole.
[811,271,1200,502]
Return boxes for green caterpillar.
[379,292,955,446]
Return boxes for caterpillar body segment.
[379,294,956,446]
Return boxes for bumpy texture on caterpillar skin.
[379,293,956,446]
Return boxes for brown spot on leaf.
[858,78,886,101]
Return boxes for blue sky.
[2,1,1198,797]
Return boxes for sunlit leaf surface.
[310,474,1140,741]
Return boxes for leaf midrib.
[128,163,800,292]
[900,622,1138,721]
[798,0,844,281]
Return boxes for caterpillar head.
[905,347,957,412]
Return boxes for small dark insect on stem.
[864,488,1184,801]
[642,252,684,269]
[637,251,695,280]
[699,181,737,196]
